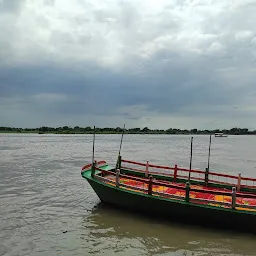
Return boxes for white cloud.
[0,0,254,68]
[235,30,254,42]
[1,0,256,129]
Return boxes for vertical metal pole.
[188,136,193,182]
[185,182,190,202]
[207,134,212,171]
[91,161,96,178]
[91,126,96,178]
[205,167,209,185]
[118,124,125,156]
[116,124,125,170]
[92,125,96,165]
[117,155,122,170]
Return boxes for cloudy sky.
[1,0,256,129]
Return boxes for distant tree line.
[1,126,256,135]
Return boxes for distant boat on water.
[214,132,228,137]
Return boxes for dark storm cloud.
[1,51,253,122]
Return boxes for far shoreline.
[0,131,255,136]
[1,126,255,135]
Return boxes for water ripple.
[1,134,256,256]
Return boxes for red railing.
[121,159,256,190]
[81,160,107,171]
[93,166,256,211]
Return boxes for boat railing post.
[91,161,96,178]
[116,169,120,187]
[148,175,153,195]
[205,167,209,186]
[237,173,241,192]
[185,182,190,202]
[173,164,178,181]
[145,161,149,178]
[231,186,236,209]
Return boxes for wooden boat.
[81,129,256,234]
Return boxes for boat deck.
[102,174,256,212]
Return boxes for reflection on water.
[81,203,256,256]
[1,134,256,256]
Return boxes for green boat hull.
[84,172,256,235]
